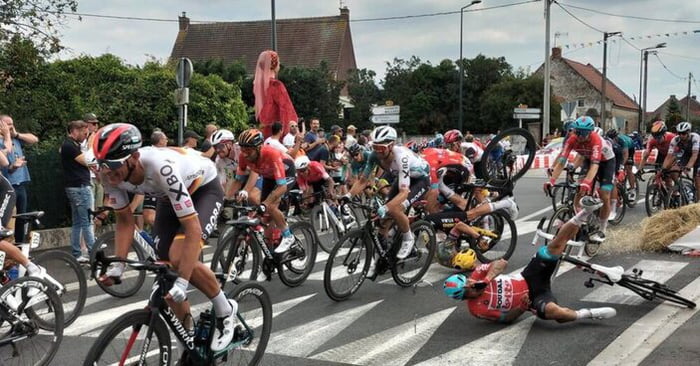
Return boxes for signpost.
[175,57,193,146]
[371,104,400,125]
[513,106,541,128]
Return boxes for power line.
[558,1,700,25]
[653,53,686,80]
[553,1,604,33]
[658,51,700,62]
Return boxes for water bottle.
[194,310,213,346]
[7,265,19,281]
[139,230,155,248]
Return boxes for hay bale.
[602,222,645,255]
[641,203,700,251]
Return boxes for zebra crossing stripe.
[265,300,383,358]
[310,307,456,365]
[589,275,700,365]
[271,293,316,318]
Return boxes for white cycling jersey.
[667,132,700,156]
[102,146,218,218]
[363,145,429,189]
[461,142,484,162]
[215,155,237,187]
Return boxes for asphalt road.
[48,171,700,365]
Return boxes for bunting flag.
[559,28,698,51]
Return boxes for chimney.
[551,47,562,59]
[692,95,697,101]
[178,12,189,31]
[339,6,350,19]
[670,94,676,100]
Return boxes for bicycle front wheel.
[391,220,437,287]
[0,276,64,366]
[32,250,87,327]
[645,183,665,216]
[223,282,273,366]
[277,222,318,287]
[212,228,262,286]
[620,277,697,309]
[469,211,517,263]
[324,228,371,301]
[310,205,339,253]
[90,230,147,298]
[83,309,171,366]
[608,187,626,226]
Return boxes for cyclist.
[444,129,464,153]
[664,121,700,202]
[94,123,237,352]
[228,128,297,254]
[294,155,335,206]
[639,121,675,171]
[605,128,635,219]
[462,138,486,180]
[545,116,615,242]
[443,196,616,324]
[420,147,473,214]
[344,125,430,260]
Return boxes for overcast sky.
[56,0,700,112]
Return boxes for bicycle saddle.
[590,263,624,283]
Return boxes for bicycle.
[531,220,696,309]
[323,200,436,302]
[308,190,359,253]
[544,185,604,258]
[644,168,696,216]
[8,211,86,327]
[479,128,536,185]
[549,164,580,211]
[85,252,272,366]
[210,202,318,288]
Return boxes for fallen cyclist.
[443,196,616,323]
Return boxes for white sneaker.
[588,307,617,319]
[366,257,377,278]
[76,255,90,264]
[608,210,617,221]
[211,299,238,352]
[589,232,606,243]
[396,233,414,259]
[580,196,603,212]
[99,263,125,286]
[275,235,295,253]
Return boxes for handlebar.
[94,250,179,281]
[530,216,586,249]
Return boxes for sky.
[54,0,700,112]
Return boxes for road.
[50,172,700,365]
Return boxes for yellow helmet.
[452,248,477,270]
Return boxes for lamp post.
[271,0,277,51]
[458,0,482,133]
[639,42,666,133]
[600,31,621,130]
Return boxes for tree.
[346,68,381,131]
[666,96,683,125]
[278,62,344,128]
[193,59,247,86]
[0,0,78,54]
[461,55,513,131]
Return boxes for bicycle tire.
[83,309,171,366]
[551,186,568,211]
[468,210,517,263]
[225,282,273,365]
[277,222,318,287]
[545,206,575,245]
[310,205,340,253]
[391,220,437,287]
[480,128,536,184]
[89,230,148,298]
[645,183,665,217]
[324,228,372,301]
[608,186,626,226]
[619,276,697,309]
[214,228,262,286]
[0,276,64,366]
[32,250,87,327]
[626,181,640,208]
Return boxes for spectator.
[361,129,372,143]
[60,120,94,263]
[303,118,325,156]
[330,125,343,138]
[254,50,298,138]
[318,128,326,140]
[0,114,39,243]
[264,121,288,153]
[182,130,202,149]
[82,113,102,210]
[200,123,218,159]
[151,129,168,147]
[345,125,357,147]
[283,120,300,148]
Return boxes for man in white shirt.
[283,121,299,148]
[345,125,357,148]
[264,121,289,153]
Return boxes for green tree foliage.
[666,96,683,125]
[193,59,247,86]
[0,0,78,54]
[461,55,513,131]
[345,68,382,131]
[278,62,344,128]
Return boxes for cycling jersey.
[560,132,615,164]
[297,161,330,191]
[460,142,484,163]
[350,151,371,176]
[0,175,15,228]
[467,263,530,322]
[362,146,429,190]
[421,148,473,187]
[102,146,217,219]
[236,145,293,186]
[645,132,676,159]
[214,155,237,187]
[668,133,700,166]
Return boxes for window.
[577,99,585,107]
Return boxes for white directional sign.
[514,107,541,114]
[372,105,400,115]
[513,113,541,119]
[370,114,400,124]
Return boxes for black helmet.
[605,129,618,139]
[93,123,142,163]
[347,143,366,156]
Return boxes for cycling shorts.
[387,176,430,208]
[261,158,296,201]
[143,194,157,211]
[655,153,666,166]
[626,148,635,165]
[521,255,558,319]
[424,210,468,233]
[152,180,223,261]
[581,158,615,187]
[473,160,484,180]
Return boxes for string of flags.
[560,30,699,50]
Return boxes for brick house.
[169,8,357,97]
[535,47,640,133]
[648,94,700,124]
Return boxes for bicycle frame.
[318,200,351,233]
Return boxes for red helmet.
[93,123,142,163]
[444,129,464,144]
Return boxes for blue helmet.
[443,273,468,300]
[572,116,595,138]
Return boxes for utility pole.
[271,0,277,51]
[688,72,692,122]
[600,31,621,130]
[642,50,653,133]
[543,0,552,136]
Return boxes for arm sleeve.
[61,141,81,161]
[589,135,602,164]
[395,148,411,189]
[470,263,492,281]
[102,182,130,211]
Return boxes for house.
[535,47,640,133]
[648,94,700,124]
[169,7,357,97]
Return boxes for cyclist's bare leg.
[248,187,261,205]
[386,192,410,234]
[543,302,577,323]
[425,189,442,214]
[598,189,611,228]
[0,239,29,267]
[625,163,636,190]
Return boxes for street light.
[600,31,621,130]
[639,42,666,133]
[458,0,482,133]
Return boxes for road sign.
[174,88,190,105]
[513,113,540,119]
[514,107,541,114]
[370,114,400,124]
[176,57,193,88]
[372,105,400,115]
[562,101,577,118]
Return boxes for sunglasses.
[98,156,129,171]
[214,143,228,151]
[679,131,689,136]
[575,129,591,138]
[372,143,391,152]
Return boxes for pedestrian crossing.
[50,223,700,365]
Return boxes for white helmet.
[677,122,692,133]
[593,127,604,136]
[371,126,397,144]
[294,155,311,170]
[210,129,235,145]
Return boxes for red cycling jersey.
[296,161,330,191]
[236,145,291,185]
[421,148,473,186]
[646,132,676,157]
[466,263,530,322]
[560,132,614,164]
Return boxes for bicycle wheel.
[551,186,569,211]
[277,222,318,287]
[608,187,626,226]
[32,250,87,327]
[0,277,64,365]
[324,228,372,301]
[90,230,147,298]
[583,211,602,257]
[83,309,171,366]
[645,183,665,216]
[620,277,697,309]
[213,228,262,286]
[310,205,339,253]
[679,177,696,206]
[480,128,536,184]
[626,181,640,208]
[545,206,575,245]
[391,220,437,287]
[468,210,517,263]
[224,283,273,366]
